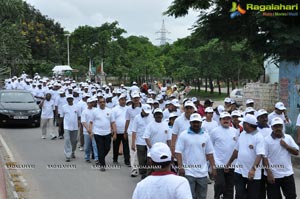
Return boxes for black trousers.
[136,145,147,175]
[234,172,261,199]
[214,169,234,199]
[260,170,267,199]
[94,134,111,167]
[113,134,130,163]
[267,174,296,199]
[57,115,64,136]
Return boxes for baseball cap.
[271,117,284,126]
[220,112,231,119]
[231,110,241,117]
[246,99,254,104]
[131,92,140,98]
[190,113,202,122]
[205,107,214,113]
[146,98,154,104]
[217,105,225,113]
[224,98,231,103]
[87,98,94,103]
[82,93,90,98]
[132,81,137,85]
[66,95,73,99]
[153,108,163,114]
[118,93,127,100]
[142,104,152,114]
[191,97,198,103]
[184,101,195,109]
[275,102,286,110]
[171,99,180,107]
[148,142,172,163]
[242,114,257,126]
[169,112,178,119]
[256,109,268,118]
[58,89,65,94]
[245,107,256,113]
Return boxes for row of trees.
[2,0,299,93]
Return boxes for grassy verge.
[186,89,228,101]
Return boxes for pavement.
[0,125,299,199]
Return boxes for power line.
[156,19,170,46]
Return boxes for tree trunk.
[197,78,200,92]
[227,78,230,96]
[217,79,221,95]
[205,77,208,93]
[209,77,214,94]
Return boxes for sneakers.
[100,167,106,172]
[95,160,100,165]
[58,136,64,139]
[79,147,84,151]
[71,153,76,159]
[66,158,71,162]
[125,162,130,167]
[51,136,57,140]
[41,136,46,139]
[131,169,138,177]
[85,160,91,163]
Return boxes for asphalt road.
[0,126,299,199]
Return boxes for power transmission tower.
[156,20,170,46]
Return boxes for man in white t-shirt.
[226,114,265,199]
[55,89,67,139]
[61,95,80,162]
[201,107,218,135]
[171,100,195,157]
[175,113,217,199]
[210,112,239,199]
[131,104,154,179]
[81,98,98,163]
[39,92,56,139]
[111,94,130,165]
[132,142,192,199]
[268,102,290,132]
[89,97,117,171]
[263,117,299,199]
[144,108,171,148]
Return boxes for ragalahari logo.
[230,2,246,18]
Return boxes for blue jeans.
[186,175,208,199]
[84,134,98,161]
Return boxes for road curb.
[0,133,29,199]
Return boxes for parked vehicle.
[230,89,243,106]
[0,90,41,127]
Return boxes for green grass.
[186,89,228,101]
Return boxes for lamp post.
[65,33,70,66]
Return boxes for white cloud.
[24,0,199,45]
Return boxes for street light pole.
[65,33,70,66]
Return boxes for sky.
[24,0,199,45]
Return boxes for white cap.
[142,104,152,114]
[245,107,256,113]
[82,93,90,98]
[146,98,154,104]
[153,108,163,114]
[242,114,257,126]
[256,109,268,118]
[184,101,195,109]
[58,89,65,94]
[87,98,94,103]
[205,107,214,113]
[66,95,73,99]
[224,97,231,103]
[169,112,178,119]
[275,102,286,110]
[97,93,103,97]
[132,81,137,85]
[108,83,112,86]
[191,97,198,103]
[271,117,284,126]
[120,83,124,87]
[231,110,241,117]
[246,99,254,104]
[131,92,140,98]
[171,99,180,107]
[220,112,231,119]
[190,113,202,122]
[118,93,127,100]
[148,142,171,163]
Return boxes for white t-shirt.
[257,126,272,138]
[210,126,239,167]
[143,120,171,146]
[81,108,94,135]
[125,106,142,134]
[268,111,289,132]
[111,105,127,134]
[41,99,55,119]
[234,130,265,180]
[264,133,299,178]
[90,108,112,136]
[202,120,218,134]
[132,114,154,145]
[61,104,80,131]
[175,130,214,178]
[172,114,190,135]
[163,109,181,120]
[132,173,192,199]
[55,96,67,116]
[296,113,300,126]
[77,100,88,115]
